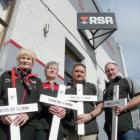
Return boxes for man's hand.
[76,113,92,124]
[115,105,127,115]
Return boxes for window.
[64,39,84,84]
[0,0,16,45]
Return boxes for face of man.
[72,65,86,84]
[105,63,119,81]
[18,55,33,69]
[45,64,58,80]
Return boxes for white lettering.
[89,16,113,24]
[105,17,113,24]
[89,17,97,24]
[98,17,105,24]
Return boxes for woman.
[0,48,43,140]
[38,61,66,140]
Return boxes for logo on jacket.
[5,79,10,83]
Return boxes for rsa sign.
[77,13,117,30]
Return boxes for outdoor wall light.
[43,23,49,37]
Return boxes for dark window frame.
[0,0,16,46]
[64,39,84,84]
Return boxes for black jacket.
[38,82,68,134]
[0,68,43,128]
[65,81,99,134]
[103,76,139,133]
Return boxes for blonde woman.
[0,48,43,140]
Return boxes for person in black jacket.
[66,63,102,140]
[38,61,66,140]
[103,62,140,140]
[0,48,43,140]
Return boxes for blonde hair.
[44,61,59,72]
[16,48,37,64]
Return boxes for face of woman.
[45,64,58,80]
[18,55,33,69]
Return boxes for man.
[103,62,140,140]
[66,63,102,140]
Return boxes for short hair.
[16,48,37,64]
[105,61,118,70]
[72,63,86,72]
[44,61,59,71]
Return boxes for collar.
[16,67,38,78]
[43,81,59,90]
[43,79,58,85]
[106,76,122,87]
[67,79,86,86]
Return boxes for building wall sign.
[77,13,117,30]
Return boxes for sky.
[98,0,140,84]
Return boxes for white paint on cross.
[64,84,98,135]
[104,98,127,108]
[0,88,38,140]
[77,84,84,135]
[49,85,66,140]
[39,84,78,140]
[104,85,127,140]
[64,95,97,102]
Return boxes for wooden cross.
[0,88,38,140]
[104,85,127,140]
[64,84,98,135]
[39,84,78,140]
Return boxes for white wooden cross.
[39,84,78,140]
[104,85,127,140]
[0,88,38,140]
[64,84,98,135]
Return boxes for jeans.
[118,130,140,140]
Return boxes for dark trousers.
[0,124,47,140]
[0,123,10,140]
[34,129,47,140]
[46,130,64,140]
[21,125,47,140]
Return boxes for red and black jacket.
[0,67,43,125]
[38,81,68,133]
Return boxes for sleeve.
[28,78,44,119]
[131,79,140,96]
[36,79,44,111]
[0,74,5,106]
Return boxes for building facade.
[0,0,128,139]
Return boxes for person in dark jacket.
[38,61,66,140]
[66,63,102,140]
[0,48,43,140]
[103,62,140,140]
